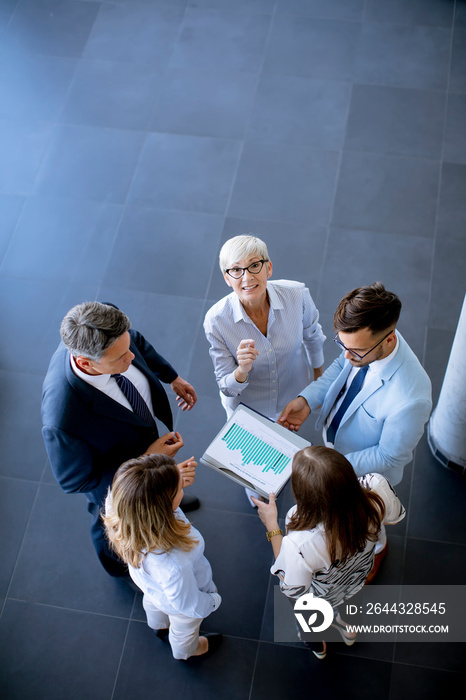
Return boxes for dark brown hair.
[288,446,385,563]
[103,454,196,568]
[333,282,401,335]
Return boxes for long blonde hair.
[103,454,197,568]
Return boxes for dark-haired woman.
[252,445,405,658]
[103,454,222,660]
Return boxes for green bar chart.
[202,405,309,496]
[222,422,291,475]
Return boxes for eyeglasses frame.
[225,259,269,279]
[333,329,394,360]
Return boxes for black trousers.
[87,500,128,577]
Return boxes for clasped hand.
[145,433,196,487]
[146,431,184,457]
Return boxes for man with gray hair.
[41,302,198,578]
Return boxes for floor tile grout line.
[340,144,445,163]
[387,658,464,675]
[257,576,274,646]
[0,0,21,43]
[326,223,438,240]
[110,616,134,700]
[394,446,417,665]
[1,482,41,616]
[89,284,209,306]
[263,7,457,29]
[142,0,191,134]
[113,0,193,220]
[362,0,369,23]
[53,36,91,130]
[424,0,457,363]
[0,474,52,486]
[91,197,138,304]
[21,56,81,200]
[404,535,466,547]
[184,301,216,390]
[110,591,143,700]
[0,194,28,271]
[5,597,138,622]
[1,193,450,250]
[239,0,280,146]
[219,0,279,236]
[247,636,263,700]
[314,80,352,305]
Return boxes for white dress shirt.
[204,280,326,420]
[323,336,400,446]
[70,354,156,418]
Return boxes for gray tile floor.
[1,1,465,698]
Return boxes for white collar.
[70,354,113,389]
[367,333,400,375]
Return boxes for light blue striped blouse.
[204,280,326,420]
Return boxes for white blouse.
[104,498,221,619]
[128,509,220,619]
[271,474,405,606]
[204,279,326,420]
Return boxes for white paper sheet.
[201,405,310,496]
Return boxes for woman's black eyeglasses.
[225,260,268,279]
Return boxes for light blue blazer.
[300,332,432,485]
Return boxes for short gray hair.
[219,235,269,273]
[60,302,131,360]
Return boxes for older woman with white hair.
[204,235,325,502]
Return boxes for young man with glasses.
[278,283,431,579]
[278,282,432,487]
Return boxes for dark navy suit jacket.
[41,329,178,506]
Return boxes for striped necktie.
[326,365,369,444]
[111,373,156,428]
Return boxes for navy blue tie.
[112,374,156,428]
[326,365,369,444]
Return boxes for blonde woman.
[204,235,325,421]
[103,454,222,660]
[204,234,325,505]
